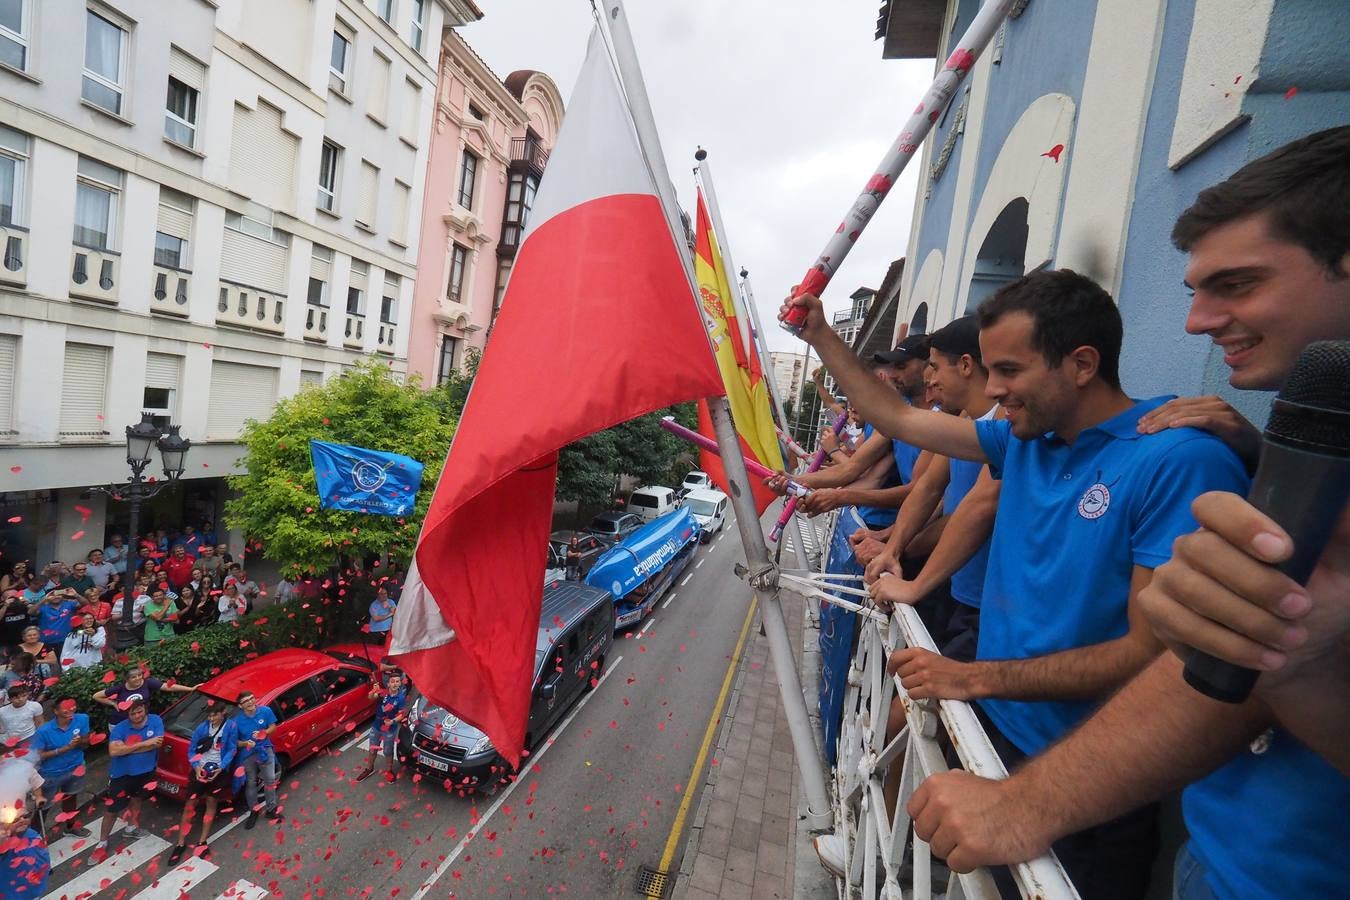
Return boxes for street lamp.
[92,413,192,650]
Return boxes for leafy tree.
[790,379,823,452]
[556,403,699,506]
[224,360,456,580]
[431,346,482,420]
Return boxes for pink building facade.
[407,28,564,386]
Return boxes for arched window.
[909,302,929,336]
[966,198,1029,313]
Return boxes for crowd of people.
[772,126,1348,900]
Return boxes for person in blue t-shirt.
[354,671,407,782]
[232,690,282,829]
[30,700,90,839]
[0,822,49,897]
[96,699,164,853]
[789,269,1250,898]
[888,127,1350,900]
[31,590,79,653]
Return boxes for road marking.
[215,880,271,900]
[680,574,693,587]
[133,855,219,899]
[49,819,127,867]
[695,559,705,569]
[45,833,172,900]
[636,619,655,640]
[655,594,758,875]
[409,655,625,900]
[661,592,677,610]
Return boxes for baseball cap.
[871,333,930,366]
[928,315,982,363]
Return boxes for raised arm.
[865,455,952,582]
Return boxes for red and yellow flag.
[693,190,783,513]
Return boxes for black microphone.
[1184,340,1350,703]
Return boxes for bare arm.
[811,369,845,417]
[793,432,891,489]
[868,456,951,580]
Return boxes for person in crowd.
[109,586,151,638]
[142,587,178,645]
[353,672,407,782]
[377,655,407,695]
[898,126,1350,900]
[15,629,56,687]
[31,589,79,656]
[215,543,233,565]
[784,268,1250,898]
[152,530,169,555]
[225,566,260,614]
[59,562,94,597]
[18,576,45,608]
[270,574,296,604]
[102,535,129,577]
[367,586,396,644]
[30,699,90,839]
[59,616,106,671]
[0,684,43,756]
[84,549,117,593]
[3,653,45,706]
[78,587,112,630]
[232,690,282,829]
[92,665,197,725]
[35,564,62,595]
[0,754,49,897]
[0,562,29,595]
[0,590,30,662]
[195,544,224,580]
[565,536,583,581]
[173,584,214,634]
[217,582,247,624]
[163,545,196,594]
[199,521,217,547]
[170,702,237,864]
[179,524,202,554]
[95,698,162,853]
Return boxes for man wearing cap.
[96,698,163,852]
[30,699,90,839]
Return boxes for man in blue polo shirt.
[96,698,163,853]
[30,699,91,839]
[786,268,1249,898]
[233,690,282,829]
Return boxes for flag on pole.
[387,27,723,769]
[309,440,424,517]
[693,191,784,512]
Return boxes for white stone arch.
[898,248,943,343]
[953,92,1076,319]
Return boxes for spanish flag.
[694,190,784,513]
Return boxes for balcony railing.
[216,281,285,334]
[343,312,364,349]
[0,224,27,286]
[376,320,397,354]
[151,264,191,317]
[832,308,858,325]
[70,244,119,304]
[509,137,549,172]
[304,303,330,342]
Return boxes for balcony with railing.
[509,137,549,173]
[304,303,330,342]
[376,318,397,354]
[833,307,860,326]
[70,244,119,304]
[216,281,285,334]
[151,265,191,317]
[343,313,364,349]
[0,224,27,286]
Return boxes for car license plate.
[160,781,180,794]
[420,756,449,772]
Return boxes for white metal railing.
[780,567,1080,900]
[217,281,285,334]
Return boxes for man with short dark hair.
[84,550,117,593]
[96,698,162,853]
[232,690,282,829]
[60,563,95,597]
[31,699,90,839]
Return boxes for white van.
[681,471,712,492]
[627,486,679,522]
[683,488,729,542]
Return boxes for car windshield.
[629,495,657,508]
[686,498,717,517]
[589,518,617,533]
[325,649,377,672]
[161,691,236,740]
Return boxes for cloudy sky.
[465,1,935,353]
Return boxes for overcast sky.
[464,1,936,353]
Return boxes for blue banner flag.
[309,440,425,517]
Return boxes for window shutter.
[0,335,15,432]
[59,344,109,434]
[168,47,205,91]
[221,227,288,293]
[392,181,410,244]
[310,249,332,282]
[369,54,390,122]
[401,80,421,143]
[300,369,322,388]
[145,352,181,389]
[229,100,298,212]
[349,261,369,293]
[357,162,378,227]
[207,361,277,438]
[156,189,194,241]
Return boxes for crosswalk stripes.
[214,880,270,899]
[130,855,219,899]
[46,820,126,868]
[43,833,172,900]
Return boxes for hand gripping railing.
[777,568,1081,900]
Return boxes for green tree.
[555,403,699,507]
[224,360,456,579]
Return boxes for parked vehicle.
[681,471,712,492]
[548,531,607,577]
[683,488,729,543]
[585,507,701,629]
[627,486,679,523]
[586,511,643,545]
[403,581,614,788]
[154,643,385,798]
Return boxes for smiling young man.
[898,127,1350,900]
[783,268,1250,897]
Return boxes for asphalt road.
[40,514,756,899]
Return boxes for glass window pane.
[82,76,122,114]
[346,287,361,314]
[73,182,112,249]
[154,232,184,268]
[0,34,23,71]
[84,11,122,82]
[0,156,15,226]
[0,0,22,34]
[164,116,193,146]
[307,277,326,306]
[143,387,171,410]
[166,79,197,122]
[330,32,347,73]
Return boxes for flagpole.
[599,0,834,831]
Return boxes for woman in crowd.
[0,590,30,663]
[216,582,246,624]
[0,562,29,595]
[15,628,56,684]
[174,584,215,634]
[79,587,112,628]
[59,616,106,670]
[2,654,45,705]
[142,590,178,645]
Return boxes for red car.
[154,643,386,798]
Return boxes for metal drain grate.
[634,864,670,898]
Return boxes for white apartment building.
[767,350,806,414]
[0,0,477,564]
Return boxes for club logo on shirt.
[1077,482,1112,520]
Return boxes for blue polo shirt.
[108,715,164,778]
[36,600,79,645]
[232,705,278,760]
[856,424,900,528]
[0,829,49,896]
[973,397,1250,755]
[30,713,89,778]
[943,455,990,608]
[1182,729,1348,899]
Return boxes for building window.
[329,24,352,93]
[356,160,378,228]
[308,245,332,307]
[447,243,467,302]
[400,78,421,145]
[154,233,185,268]
[347,261,367,315]
[0,0,30,72]
[457,149,478,210]
[408,0,425,52]
[0,125,29,228]
[437,336,458,386]
[318,139,340,211]
[73,156,122,251]
[164,78,198,147]
[381,273,399,323]
[502,171,537,247]
[368,51,390,123]
[467,103,484,121]
[143,353,180,431]
[492,259,511,318]
[60,343,110,436]
[391,180,410,245]
[82,10,127,115]
[377,0,395,24]
[307,276,326,306]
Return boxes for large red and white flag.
[388,28,722,768]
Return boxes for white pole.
[599,0,834,831]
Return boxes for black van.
[402,581,615,789]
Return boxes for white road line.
[635,619,655,640]
[133,855,219,899]
[214,880,272,900]
[695,559,705,569]
[409,655,625,900]
[45,834,172,900]
[680,574,693,586]
[49,819,126,867]
[661,592,678,610]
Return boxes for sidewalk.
[671,581,834,900]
